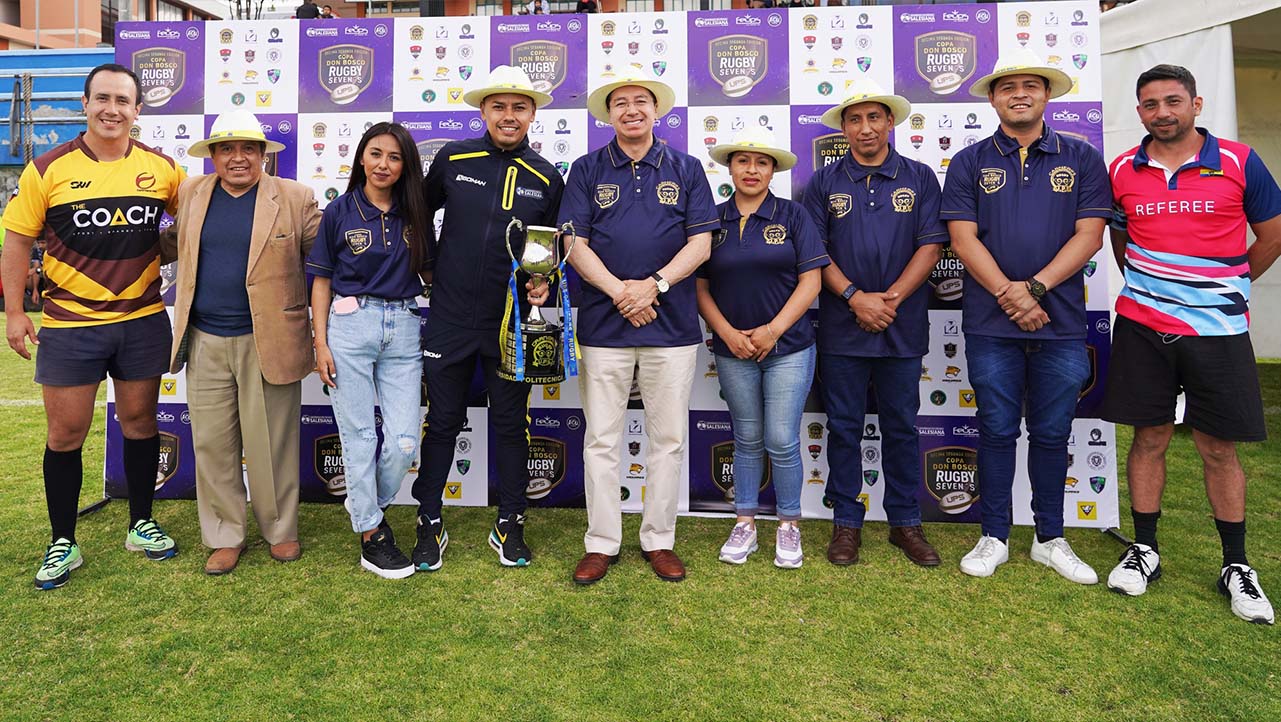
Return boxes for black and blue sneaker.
[489,514,532,567]
[412,515,447,572]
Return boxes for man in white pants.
[558,74,717,584]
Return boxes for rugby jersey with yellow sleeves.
[2,133,185,328]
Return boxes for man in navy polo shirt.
[409,66,563,572]
[804,80,947,568]
[1103,65,1281,624]
[941,49,1111,584]
[559,74,718,585]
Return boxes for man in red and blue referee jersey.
[1104,64,1281,624]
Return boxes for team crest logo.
[219,29,234,44]
[267,68,281,84]
[345,229,373,254]
[628,441,640,457]
[978,168,1006,194]
[456,459,471,475]
[857,57,871,73]
[458,65,473,81]
[863,470,879,486]
[132,48,187,108]
[628,41,639,55]
[803,15,817,31]
[1090,476,1106,493]
[703,116,718,132]
[914,31,977,96]
[708,34,769,98]
[656,181,680,206]
[808,444,821,460]
[943,342,957,358]
[435,46,446,59]
[938,136,951,151]
[831,37,843,51]
[911,135,923,149]
[602,20,615,36]
[1016,10,1032,27]
[924,445,979,514]
[828,193,852,218]
[526,437,568,499]
[909,113,925,130]
[1073,53,1088,69]
[410,25,424,41]
[652,60,667,76]
[803,35,815,50]
[762,224,786,245]
[1049,166,1076,193]
[891,188,916,213]
[1046,33,1058,47]
[245,49,256,63]
[594,184,620,209]
[1083,260,1098,277]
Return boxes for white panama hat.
[188,109,285,158]
[708,127,797,172]
[820,78,912,130]
[462,65,553,109]
[586,73,676,124]
[968,47,1074,99]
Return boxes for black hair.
[347,122,431,275]
[83,63,143,106]
[1136,64,1197,99]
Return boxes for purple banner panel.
[395,112,487,171]
[490,15,589,109]
[106,403,196,500]
[892,5,998,103]
[914,416,983,524]
[300,405,345,504]
[116,22,205,116]
[202,113,300,180]
[687,9,789,107]
[299,19,394,113]
[688,410,780,514]
[497,407,586,508]
[586,109,687,153]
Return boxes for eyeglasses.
[611,98,654,112]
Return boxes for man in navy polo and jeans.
[941,49,1111,584]
[803,79,946,568]
[559,74,718,585]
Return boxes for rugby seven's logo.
[345,228,372,254]
[828,193,852,218]
[978,168,1006,194]
[594,184,619,209]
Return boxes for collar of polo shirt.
[992,123,1061,156]
[1134,127,1217,171]
[606,136,666,169]
[720,191,779,222]
[843,145,904,181]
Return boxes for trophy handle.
[558,221,577,265]
[505,218,523,263]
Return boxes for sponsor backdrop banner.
[109,1,1118,529]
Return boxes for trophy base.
[498,323,565,385]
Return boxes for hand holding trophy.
[498,218,577,384]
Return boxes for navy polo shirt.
[941,124,1111,340]
[558,137,719,348]
[700,192,829,357]
[803,147,947,358]
[191,182,256,336]
[306,185,426,300]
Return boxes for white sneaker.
[1106,543,1161,596]
[718,522,758,565]
[1031,537,1098,585]
[774,523,803,569]
[1218,564,1275,625]
[959,536,1009,578]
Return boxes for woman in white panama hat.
[699,127,829,569]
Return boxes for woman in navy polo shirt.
[698,128,829,568]
[306,122,432,579]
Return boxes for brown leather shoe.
[889,525,941,567]
[827,526,861,566]
[205,547,245,576]
[270,541,302,562]
[573,552,619,585]
[641,549,686,582]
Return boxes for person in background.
[295,0,321,19]
[307,122,432,580]
[700,128,828,568]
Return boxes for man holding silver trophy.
[409,66,565,570]
[559,74,719,585]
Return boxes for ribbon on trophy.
[558,249,578,379]
[500,219,577,385]
[504,254,527,381]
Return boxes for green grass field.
[1,313,1277,721]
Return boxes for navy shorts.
[1101,315,1266,442]
[34,312,172,387]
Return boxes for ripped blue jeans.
[327,296,424,533]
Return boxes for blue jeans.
[965,334,1090,541]
[820,354,923,529]
[715,346,815,521]
[327,297,424,533]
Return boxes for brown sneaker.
[573,552,619,585]
[827,526,861,566]
[641,549,687,582]
[270,541,302,563]
[205,547,245,576]
[889,525,941,567]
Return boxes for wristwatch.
[1026,277,1047,301]
[841,283,858,301]
[651,272,670,294]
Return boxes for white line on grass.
[0,399,107,407]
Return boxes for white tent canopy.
[1101,0,1281,356]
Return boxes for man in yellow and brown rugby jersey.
[1,63,186,590]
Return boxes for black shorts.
[34,312,172,387]
[1101,315,1266,442]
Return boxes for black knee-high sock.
[123,435,160,525]
[1215,518,1248,567]
[1131,508,1160,552]
[44,446,83,543]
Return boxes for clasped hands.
[848,290,901,333]
[995,280,1049,332]
[612,278,660,328]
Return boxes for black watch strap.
[841,283,858,301]
[1026,277,1047,301]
